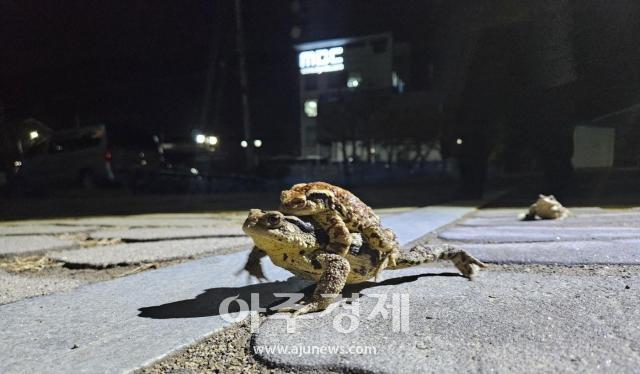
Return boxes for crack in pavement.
[105,234,248,244]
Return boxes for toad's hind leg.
[392,243,486,279]
[290,253,350,316]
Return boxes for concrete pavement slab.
[462,240,640,265]
[382,206,476,244]
[0,205,474,373]
[89,227,245,241]
[0,225,96,236]
[0,269,83,305]
[461,215,640,227]
[49,205,471,266]
[461,210,640,228]
[470,207,605,218]
[254,267,640,373]
[439,226,640,243]
[0,236,77,256]
[61,216,244,228]
[48,237,253,267]
[0,251,310,374]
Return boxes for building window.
[304,99,318,117]
[347,72,362,88]
[392,71,405,93]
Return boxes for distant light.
[29,131,39,140]
[240,140,248,148]
[347,73,362,88]
[190,168,199,175]
[13,161,22,167]
[207,136,218,145]
[348,157,354,163]
[253,139,262,148]
[456,138,463,145]
[304,100,318,118]
[195,134,206,144]
[370,148,376,154]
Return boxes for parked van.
[11,125,114,192]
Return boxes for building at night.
[294,33,410,159]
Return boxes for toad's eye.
[286,198,305,207]
[267,214,280,225]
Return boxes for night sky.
[2,1,638,154]
[0,1,439,154]
[1,1,294,151]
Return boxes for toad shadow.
[138,272,461,319]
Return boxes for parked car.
[10,125,115,192]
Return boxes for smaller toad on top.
[279,181,399,275]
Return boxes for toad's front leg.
[236,246,269,282]
[521,203,538,221]
[285,253,351,316]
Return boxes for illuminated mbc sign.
[298,47,344,75]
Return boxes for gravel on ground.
[138,316,336,374]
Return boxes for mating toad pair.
[241,182,486,316]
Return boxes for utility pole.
[234,0,254,172]
[200,3,220,131]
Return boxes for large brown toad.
[279,182,399,276]
[241,209,486,315]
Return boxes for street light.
[29,131,39,140]
[240,140,248,148]
[253,139,262,148]
[207,136,218,146]
[195,134,206,144]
